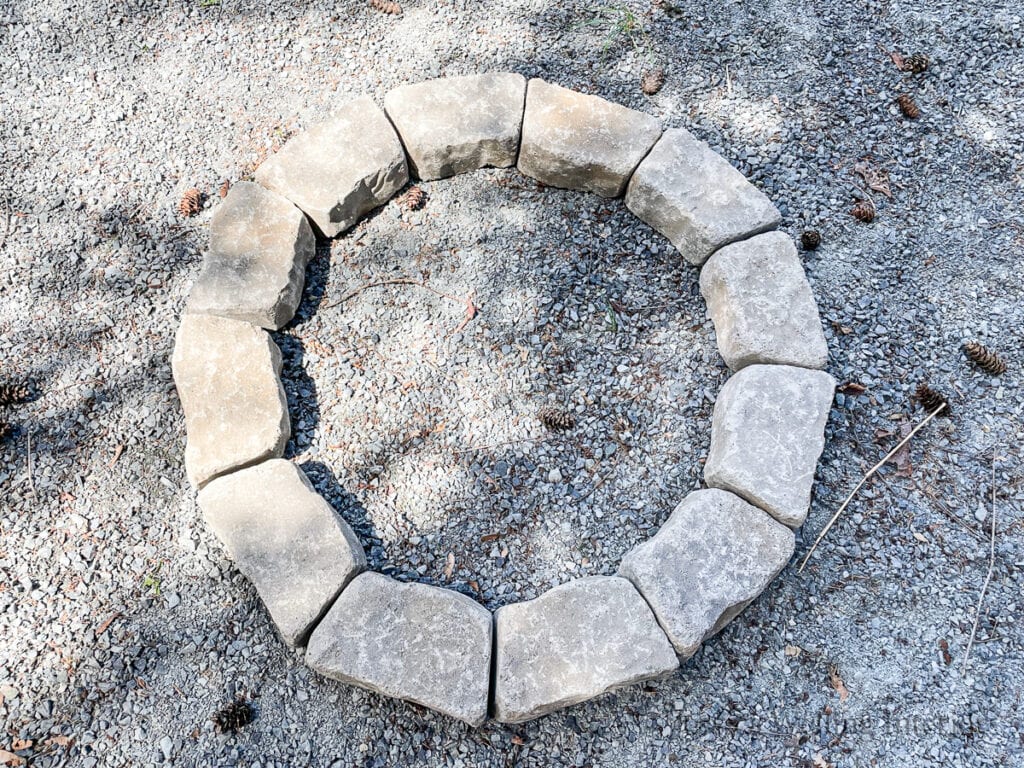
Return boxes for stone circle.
[172,73,835,726]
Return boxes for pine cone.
[399,186,426,211]
[851,200,875,223]
[0,422,11,442]
[218,179,231,199]
[538,405,576,431]
[897,94,920,119]
[902,53,929,74]
[963,341,1006,375]
[178,188,203,217]
[915,383,951,416]
[0,382,31,407]
[800,230,822,250]
[369,0,402,14]
[212,699,254,733]
[640,68,666,96]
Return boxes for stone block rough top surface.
[619,489,795,658]
[306,572,492,727]
[625,128,780,265]
[699,230,828,370]
[517,78,662,197]
[187,182,315,330]
[384,72,527,180]
[493,576,678,723]
[704,364,835,528]
[171,314,289,488]
[255,96,408,237]
[198,459,366,647]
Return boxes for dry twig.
[962,453,998,676]
[799,402,947,572]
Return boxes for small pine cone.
[915,383,951,416]
[903,53,929,74]
[640,68,666,96]
[538,405,576,431]
[800,230,822,250]
[218,179,231,198]
[851,200,875,223]
[178,188,203,217]
[369,0,402,14]
[963,341,1007,375]
[0,422,11,442]
[897,94,920,119]
[0,382,32,407]
[212,699,254,733]
[399,186,426,211]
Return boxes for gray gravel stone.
[186,182,315,330]
[255,96,408,237]
[384,72,526,181]
[493,576,678,723]
[517,78,661,197]
[198,459,365,646]
[699,231,828,370]
[625,128,780,265]
[171,314,289,488]
[306,572,492,727]
[618,489,795,658]
[704,364,835,528]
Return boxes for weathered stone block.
[619,489,794,658]
[625,128,780,265]
[384,73,526,180]
[704,365,835,527]
[493,576,678,723]
[255,96,408,237]
[306,573,492,727]
[700,231,828,371]
[198,460,365,646]
[518,79,661,197]
[187,182,315,330]
[171,314,289,488]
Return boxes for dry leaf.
[853,162,892,198]
[828,664,850,702]
[784,644,803,657]
[44,736,73,748]
[888,422,914,477]
[813,755,834,768]
[0,750,25,767]
[511,735,526,746]
[8,741,30,752]
[443,552,455,579]
[838,382,866,395]
[479,533,501,543]
[889,51,906,70]
[912,531,928,544]
[938,639,952,666]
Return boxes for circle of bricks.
[172,74,836,727]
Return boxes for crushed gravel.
[1,0,1022,766]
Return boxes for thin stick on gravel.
[324,277,459,309]
[962,452,998,677]
[798,402,947,572]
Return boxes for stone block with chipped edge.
[306,572,492,727]
[255,96,408,237]
[187,182,315,330]
[493,576,678,723]
[384,73,527,181]
[625,127,780,265]
[699,230,828,370]
[517,78,662,198]
[618,488,795,658]
[198,459,366,646]
[704,364,835,528]
[171,314,289,488]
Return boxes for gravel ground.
[2,1,1023,766]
